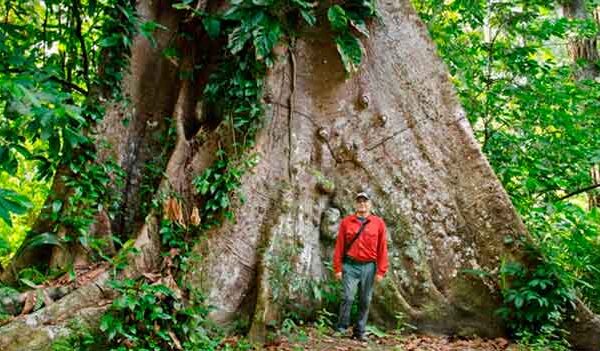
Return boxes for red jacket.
[333,214,388,277]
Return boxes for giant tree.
[0,0,599,350]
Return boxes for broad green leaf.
[21,232,64,251]
[327,5,348,31]
[98,35,120,48]
[17,84,41,108]
[252,0,274,5]
[228,26,252,55]
[300,9,316,26]
[252,19,282,61]
[334,33,363,74]
[52,200,62,213]
[0,189,32,226]
[0,235,11,256]
[349,16,369,37]
[202,17,221,39]
[172,0,193,10]
[20,278,40,289]
[140,21,168,48]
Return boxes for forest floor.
[222,327,515,350]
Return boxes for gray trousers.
[336,260,376,335]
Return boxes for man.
[333,191,388,341]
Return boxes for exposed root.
[247,188,290,342]
[564,298,600,350]
[0,272,113,350]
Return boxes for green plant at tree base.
[314,308,336,335]
[394,311,417,335]
[50,278,219,351]
[50,212,215,350]
[218,337,256,351]
[514,328,571,351]
[97,278,219,351]
[496,255,574,348]
[50,321,108,351]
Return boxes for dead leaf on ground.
[190,206,201,226]
[142,272,162,283]
[20,291,36,315]
[159,274,182,300]
[75,263,109,286]
[168,330,183,350]
[42,289,54,307]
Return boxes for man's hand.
[335,272,342,280]
[375,275,384,283]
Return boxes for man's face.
[354,197,371,214]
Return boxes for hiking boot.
[352,333,367,342]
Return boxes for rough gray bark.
[1,0,599,350]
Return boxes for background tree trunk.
[1,0,600,350]
[563,0,600,209]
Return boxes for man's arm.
[376,219,388,281]
[333,219,346,279]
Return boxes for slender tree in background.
[0,0,599,350]
[563,0,600,209]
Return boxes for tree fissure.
[288,39,297,181]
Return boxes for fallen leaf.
[20,291,36,315]
[168,330,183,350]
[190,206,201,226]
[142,272,162,282]
[42,290,54,306]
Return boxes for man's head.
[354,192,372,216]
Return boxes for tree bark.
[1,0,599,350]
[563,0,599,79]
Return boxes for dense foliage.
[0,0,135,265]
[413,0,600,345]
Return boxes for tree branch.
[559,183,600,201]
[3,68,88,95]
[47,76,89,95]
[72,0,90,88]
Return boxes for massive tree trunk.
[1,0,600,350]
